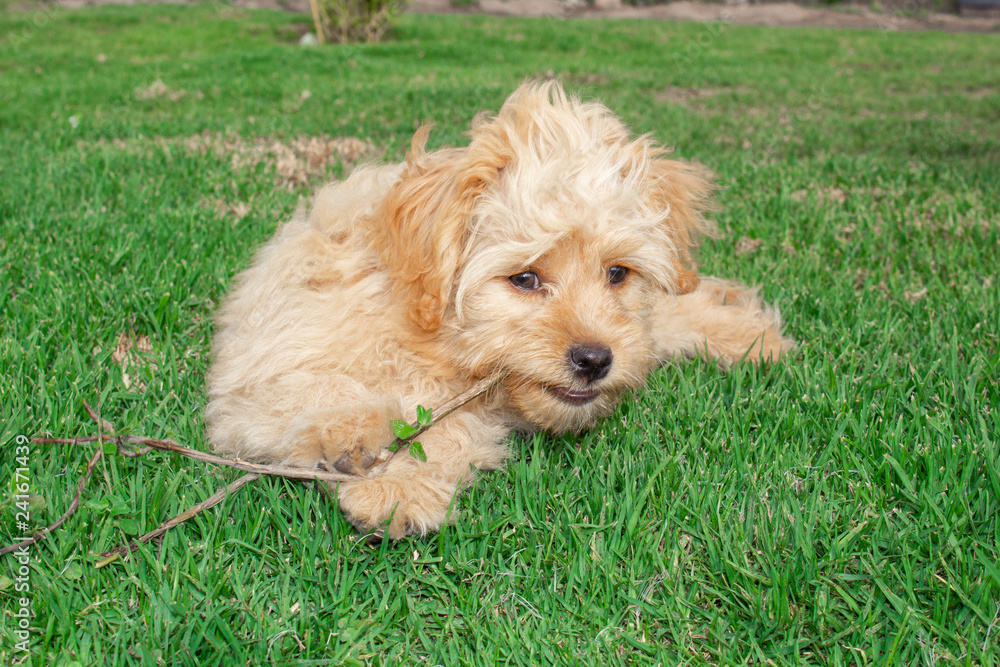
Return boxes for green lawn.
[1,4,998,665]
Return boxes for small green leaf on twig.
[392,420,418,440]
[409,441,427,462]
[416,405,433,427]
[389,406,433,462]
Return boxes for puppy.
[206,81,794,539]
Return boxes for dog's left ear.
[644,156,717,294]
[371,126,509,332]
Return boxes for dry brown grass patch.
[80,133,376,189]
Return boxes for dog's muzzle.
[539,344,614,406]
[568,344,613,384]
[544,385,600,406]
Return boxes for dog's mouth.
[543,384,600,406]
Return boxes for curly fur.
[206,82,795,539]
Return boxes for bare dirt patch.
[46,0,1000,33]
[656,86,724,106]
[407,0,999,33]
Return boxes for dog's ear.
[644,156,717,294]
[371,126,509,331]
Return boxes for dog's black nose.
[568,345,613,383]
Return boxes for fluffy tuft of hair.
[368,80,716,332]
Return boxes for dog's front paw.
[338,469,457,541]
[282,403,399,475]
[326,442,378,476]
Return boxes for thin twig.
[79,373,503,484]
[95,472,261,566]
[0,443,103,557]
[117,434,362,483]
[83,400,115,434]
[31,436,103,444]
[0,401,113,557]
[375,372,507,472]
[113,440,153,458]
[425,373,506,429]
[985,602,1000,652]
[3,371,505,559]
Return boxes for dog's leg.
[279,397,403,475]
[336,409,509,540]
[649,277,795,366]
[214,374,509,538]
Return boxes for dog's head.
[371,81,715,431]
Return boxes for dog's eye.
[508,272,542,291]
[607,265,630,285]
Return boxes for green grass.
[1,4,998,665]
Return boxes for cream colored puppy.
[206,82,794,539]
